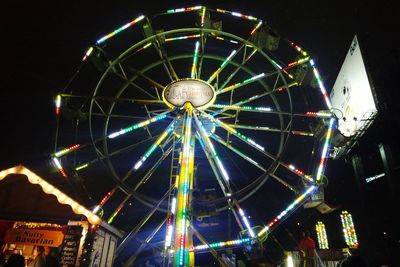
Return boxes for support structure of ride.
[52,6,335,266]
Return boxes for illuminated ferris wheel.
[52,6,335,266]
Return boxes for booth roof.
[0,166,102,225]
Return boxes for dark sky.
[2,1,398,165]
[2,0,399,265]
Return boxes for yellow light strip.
[0,165,102,225]
[174,108,194,266]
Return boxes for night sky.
[2,1,399,265]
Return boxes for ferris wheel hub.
[162,79,216,110]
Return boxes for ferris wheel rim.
[89,28,293,211]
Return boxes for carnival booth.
[0,166,122,267]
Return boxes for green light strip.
[191,41,200,78]
[211,82,297,117]
[207,50,237,83]
[133,123,174,170]
[75,164,89,171]
[166,6,202,14]
[165,34,200,42]
[216,8,258,21]
[108,111,170,139]
[218,73,265,94]
[210,134,265,172]
[96,15,145,44]
[211,104,271,112]
[201,111,265,152]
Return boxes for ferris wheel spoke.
[144,108,173,117]
[118,62,166,100]
[210,133,266,173]
[195,131,244,231]
[120,120,176,184]
[224,123,315,137]
[92,97,153,119]
[210,104,333,120]
[211,104,273,113]
[269,173,299,193]
[107,110,171,139]
[116,186,173,255]
[211,82,297,117]
[194,112,257,235]
[57,93,163,123]
[207,49,237,84]
[193,117,231,196]
[249,19,263,36]
[90,112,148,120]
[191,236,252,253]
[219,47,257,90]
[95,15,145,45]
[92,98,107,116]
[278,160,314,183]
[217,71,277,95]
[133,143,175,191]
[284,56,311,71]
[119,63,165,91]
[92,112,144,120]
[53,112,169,160]
[194,112,231,183]
[315,117,335,182]
[189,225,231,266]
[257,185,317,237]
[307,58,332,109]
[113,70,158,100]
[74,134,161,176]
[207,26,260,88]
[153,42,179,81]
[101,110,171,163]
[116,62,128,80]
[196,24,207,78]
[210,133,298,193]
[201,111,273,158]
[201,111,312,181]
[60,94,165,107]
[143,17,179,81]
[146,27,179,81]
[107,145,174,224]
[93,47,163,99]
[204,109,236,119]
[124,218,167,266]
[191,41,200,78]
[107,194,131,224]
[91,143,174,217]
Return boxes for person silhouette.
[4,253,25,267]
[44,247,59,267]
[297,231,316,267]
[28,246,46,267]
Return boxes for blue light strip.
[258,186,316,237]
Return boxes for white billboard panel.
[330,35,377,137]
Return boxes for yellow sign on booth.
[4,229,64,247]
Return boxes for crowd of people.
[1,246,60,267]
[1,232,368,267]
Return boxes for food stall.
[0,166,122,266]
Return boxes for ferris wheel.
[52,6,335,266]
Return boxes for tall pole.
[173,104,195,266]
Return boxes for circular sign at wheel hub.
[163,79,216,110]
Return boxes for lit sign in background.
[4,229,64,247]
[330,35,377,137]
